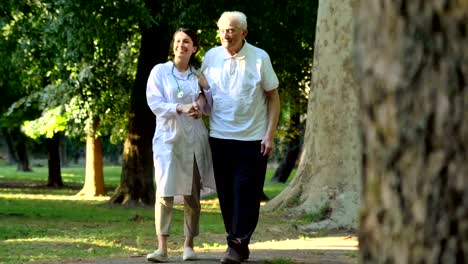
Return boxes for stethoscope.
[171,63,197,99]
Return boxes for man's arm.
[197,73,212,114]
[261,89,280,156]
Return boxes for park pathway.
[53,236,358,264]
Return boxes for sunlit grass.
[0,192,110,201]
[1,236,144,263]
[0,194,214,263]
[0,163,292,263]
[0,164,121,186]
[0,163,358,264]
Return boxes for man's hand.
[260,136,274,156]
[261,89,280,156]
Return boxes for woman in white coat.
[146,28,216,262]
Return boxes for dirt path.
[55,236,358,264]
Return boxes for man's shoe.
[182,247,197,261]
[146,249,168,262]
[221,247,243,264]
[239,245,249,261]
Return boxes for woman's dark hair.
[170,27,201,69]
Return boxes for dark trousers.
[209,137,268,252]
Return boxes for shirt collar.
[223,40,247,60]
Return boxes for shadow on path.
[48,236,359,264]
[60,249,357,264]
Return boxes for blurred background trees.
[1,0,318,204]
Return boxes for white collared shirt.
[201,41,279,140]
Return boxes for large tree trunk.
[109,0,170,206]
[47,133,63,187]
[77,117,105,197]
[264,0,361,230]
[355,1,468,263]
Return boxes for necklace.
[172,63,196,98]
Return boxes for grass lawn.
[0,162,301,264]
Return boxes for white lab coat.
[146,61,216,197]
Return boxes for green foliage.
[193,0,319,162]
[2,0,319,163]
[346,252,358,259]
[304,205,332,223]
[41,0,146,141]
[1,0,146,144]
[252,1,318,162]
[0,1,44,130]
[22,106,68,139]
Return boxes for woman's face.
[173,31,197,59]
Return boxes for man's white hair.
[217,11,248,31]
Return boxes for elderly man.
[201,11,280,264]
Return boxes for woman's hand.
[177,103,201,119]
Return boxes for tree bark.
[77,117,105,197]
[264,0,361,230]
[355,1,468,263]
[109,0,170,206]
[46,133,63,187]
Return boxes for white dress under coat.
[146,61,216,197]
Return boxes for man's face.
[218,18,246,54]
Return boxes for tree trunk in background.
[47,133,63,187]
[109,0,170,206]
[60,136,68,167]
[355,1,468,263]
[1,127,32,170]
[77,118,105,197]
[15,139,32,171]
[264,0,361,230]
[1,127,18,165]
[271,113,303,183]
